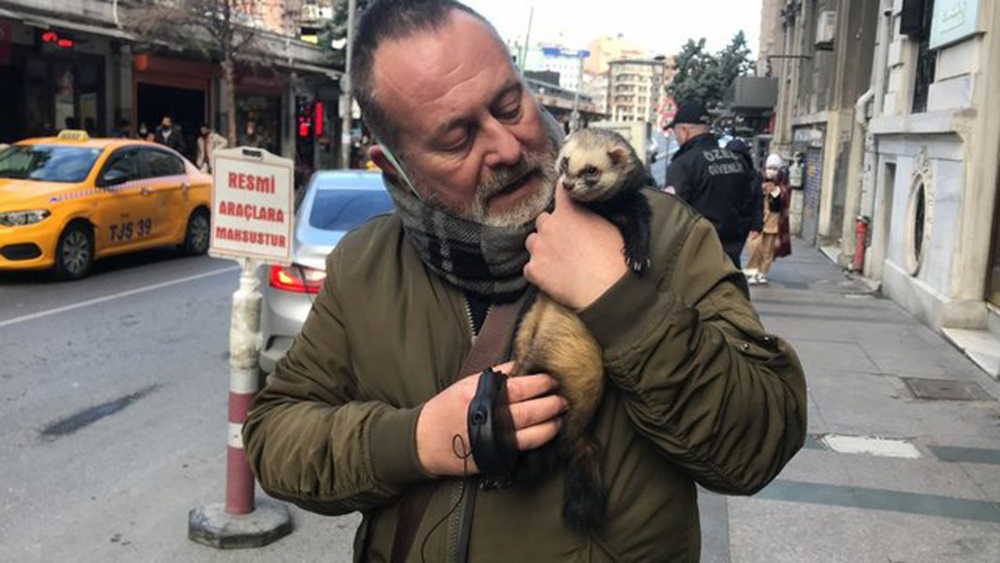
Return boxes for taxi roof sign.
[57,130,90,141]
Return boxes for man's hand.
[415,362,567,477]
[524,185,628,310]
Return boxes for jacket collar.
[672,133,717,161]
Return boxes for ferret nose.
[562,178,575,190]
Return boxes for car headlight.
[0,210,51,227]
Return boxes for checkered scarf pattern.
[385,178,538,302]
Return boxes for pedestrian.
[745,154,792,285]
[726,138,764,268]
[138,122,154,142]
[239,120,267,150]
[154,115,186,155]
[664,101,755,268]
[111,119,132,139]
[195,124,228,173]
[243,2,806,561]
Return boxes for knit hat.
[765,153,784,169]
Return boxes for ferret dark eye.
[583,166,598,176]
[560,158,568,172]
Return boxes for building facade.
[0,0,342,176]
[765,0,1000,376]
[521,44,588,93]
[608,58,667,124]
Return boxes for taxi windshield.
[0,145,103,183]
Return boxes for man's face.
[372,11,556,227]
[162,117,172,129]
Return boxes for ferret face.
[557,135,631,203]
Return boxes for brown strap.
[390,291,531,563]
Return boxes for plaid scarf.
[383,111,563,301]
[385,177,538,302]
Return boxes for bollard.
[852,216,869,273]
[226,257,262,514]
[189,258,292,549]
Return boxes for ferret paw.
[624,254,651,275]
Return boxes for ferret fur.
[511,128,653,533]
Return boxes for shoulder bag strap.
[391,290,533,563]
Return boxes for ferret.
[511,128,653,533]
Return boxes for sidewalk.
[109,240,1000,563]
[699,239,1000,562]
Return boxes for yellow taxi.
[0,130,212,279]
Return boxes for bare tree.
[128,0,300,145]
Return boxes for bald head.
[350,0,502,152]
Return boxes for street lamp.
[340,0,357,169]
[570,49,590,132]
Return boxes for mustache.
[478,151,555,199]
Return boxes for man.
[727,138,765,267]
[665,102,756,267]
[244,2,806,561]
[239,120,267,150]
[154,115,185,155]
[195,124,228,173]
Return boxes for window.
[101,149,142,182]
[309,189,394,231]
[0,145,102,183]
[912,0,936,113]
[144,150,185,178]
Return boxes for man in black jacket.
[665,102,754,267]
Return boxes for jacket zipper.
[446,296,487,562]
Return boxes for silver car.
[258,170,394,373]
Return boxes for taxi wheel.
[53,223,94,281]
[182,208,211,255]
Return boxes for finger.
[552,178,572,210]
[525,232,538,254]
[515,418,563,451]
[534,211,551,231]
[492,361,516,375]
[505,374,558,403]
[508,394,568,430]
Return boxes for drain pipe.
[861,0,894,220]
[112,0,120,27]
[841,88,875,268]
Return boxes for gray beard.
[407,148,557,229]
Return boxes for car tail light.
[269,264,326,294]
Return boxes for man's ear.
[368,145,399,180]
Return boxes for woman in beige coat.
[745,154,788,285]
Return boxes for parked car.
[258,170,394,373]
[0,130,212,279]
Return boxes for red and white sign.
[209,148,294,265]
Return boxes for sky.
[462,0,762,58]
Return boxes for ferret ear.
[608,147,628,166]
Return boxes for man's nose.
[482,120,522,168]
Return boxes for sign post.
[188,148,294,549]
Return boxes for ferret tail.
[562,437,607,533]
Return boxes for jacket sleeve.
[243,249,430,516]
[665,158,692,200]
[577,217,807,494]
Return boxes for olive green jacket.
[244,190,807,562]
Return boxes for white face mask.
[765,168,778,180]
[379,143,422,201]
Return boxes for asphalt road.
[0,250,358,562]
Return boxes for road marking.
[821,435,922,459]
[0,266,238,329]
[756,480,1000,524]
